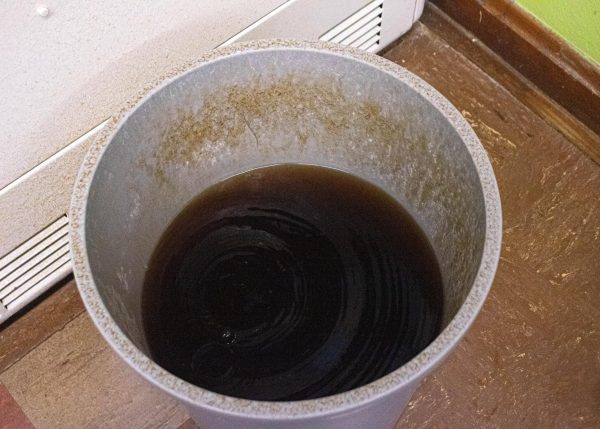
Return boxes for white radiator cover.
[0,0,425,323]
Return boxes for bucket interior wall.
[84,49,486,352]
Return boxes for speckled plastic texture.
[70,40,501,428]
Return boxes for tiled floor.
[0,384,35,429]
[1,6,599,429]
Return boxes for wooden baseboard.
[431,0,600,138]
[419,3,600,165]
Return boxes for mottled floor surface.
[1,5,599,429]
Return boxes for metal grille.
[320,0,384,52]
[0,215,71,323]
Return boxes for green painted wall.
[516,0,600,66]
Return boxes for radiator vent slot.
[320,0,384,52]
[0,215,71,323]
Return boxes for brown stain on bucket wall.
[138,72,482,321]
[146,75,406,187]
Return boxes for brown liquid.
[142,164,443,401]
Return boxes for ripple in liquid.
[142,164,444,401]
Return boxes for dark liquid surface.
[142,164,443,401]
